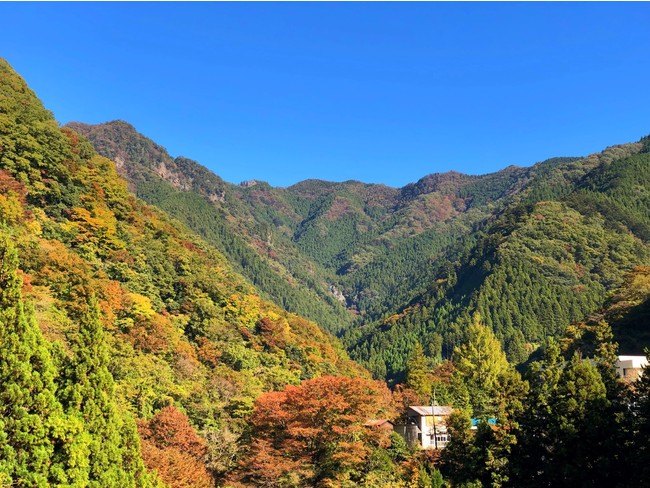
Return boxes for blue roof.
[471,418,497,427]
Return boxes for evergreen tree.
[453,313,509,416]
[0,235,71,486]
[406,342,432,400]
[511,340,609,486]
[628,349,650,484]
[62,296,154,487]
[441,409,479,486]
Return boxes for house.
[394,405,453,450]
[616,355,648,382]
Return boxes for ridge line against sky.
[2,2,649,187]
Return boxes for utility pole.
[431,387,438,450]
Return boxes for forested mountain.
[66,120,356,336]
[4,56,650,487]
[0,58,364,486]
[346,143,650,379]
[71,119,650,383]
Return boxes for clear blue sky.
[2,2,649,187]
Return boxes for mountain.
[0,58,364,486]
[67,120,357,335]
[4,56,650,486]
[68,121,541,326]
[70,119,650,382]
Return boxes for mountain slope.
[0,58,365,484]
[69,121,539,326]
[67,120,355,334]
[68,105,650,384]
[345,145,650,380]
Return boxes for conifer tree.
[511,340,609,485]
[0,235,70,485]
[406,342,431,400]
[453,313,509,416]
[62,295,155,487]
[629,349,650,484]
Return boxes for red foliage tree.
[240,375,395,486]
[138,405,214,488]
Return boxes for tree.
[138,405,214,488]
[453,313,509,416]
[0,234,74,486]
[241,375,394,486]
[406,342,432,401]
[628,349,650,484]
[511,340,610,486]
[440,409,479,486]
[62,296,154,487]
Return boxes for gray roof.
[408,405,454,416]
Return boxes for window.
[435,434,449,447]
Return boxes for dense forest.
[2,57,650,487]
[0,58,366,487]
[72,118,650,383]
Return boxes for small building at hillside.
[616,355,648,382]
[363,419,394,432]
[394,405,453,450]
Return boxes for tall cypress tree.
[406,342,431,400]
[0,235,70,486]
[453,312,510,416]
[62,295,156,487]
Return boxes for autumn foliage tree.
[240,375,394,487]
[138,405,214,488]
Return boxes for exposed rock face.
[114,154,126,171]
[330,285,346,304]
[156,161,192,191]
[240,180,258,188]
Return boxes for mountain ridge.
[68,112,650,383]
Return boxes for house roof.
[364,419,394,428]
[471,417,497,427]
[408,406,453,416]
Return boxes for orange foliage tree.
[138,406,214,488]
[239,375,395,487]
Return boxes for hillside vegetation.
[72,120,650,383]
[0,57,364,487]
[3,57,650,488]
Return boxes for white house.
[394,405,453,450]
[616,355,648,382]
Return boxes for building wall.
[616,356,647,383]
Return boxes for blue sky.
[2,2,649,187]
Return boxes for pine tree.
[0,235,71,486]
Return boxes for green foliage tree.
[510,340,610,486]
[628,349,650,484]
[440,409,479,486]
[406,342,432,401]
[386,431,411,463]
[62,297,153,487]
[0,235,75,486]
[453,313,509,416]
